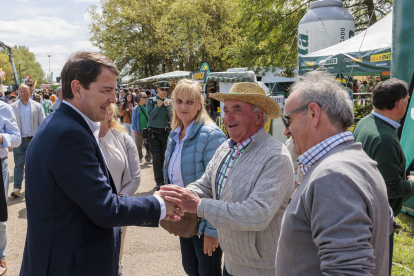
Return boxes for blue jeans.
[0,158,10,259]
[123,123,134,137]
[13,139,30,190]
[179,235,222,276]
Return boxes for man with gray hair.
[160,82,295,276]
[275,71,393,276]
[50,87,63,112]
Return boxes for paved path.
[5,150,185,276]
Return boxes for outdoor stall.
[298,13,392,78]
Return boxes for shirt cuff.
[154,195,166,220]
[0,134,11,148]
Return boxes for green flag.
[400,86,414,170]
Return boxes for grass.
[393,213,414,275]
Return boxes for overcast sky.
[1,0,101,82]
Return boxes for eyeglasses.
[280,104,309,130]
[159,88,169,92]
[27,84,33,87]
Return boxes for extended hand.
[157,99,164,107]
[160,185,201,214]
[154,190,183,221]
[204,235,219,256]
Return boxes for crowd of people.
[0,50,411,276]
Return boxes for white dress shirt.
[62,101,166,220]
[0,101,21,158]
[19,99,33,137]
[372,110,401,128]
[168,121,194,187]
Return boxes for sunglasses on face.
[159,88,169,92]
[27,84,33,87]
[280,104,309,130]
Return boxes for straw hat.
[210,82,282,119]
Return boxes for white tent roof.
[303,12,392,58]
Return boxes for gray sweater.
[275,141,393,276]
[186,128,295,276]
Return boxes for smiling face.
[77,66,117,122]
[157,87,168,99]
[174,93,201,127]
[283,91,310,155]
[223,100,262,143]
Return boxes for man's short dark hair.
[60,51,119,100]
[123,89,128,93]
[145,91,151,97]
[372,78,408,110]
[44,94,50,100]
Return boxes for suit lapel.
[58,103,117,194]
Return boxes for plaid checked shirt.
[216,135,254,200]
[297,131,354,176]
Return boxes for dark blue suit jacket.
[20,103,161,276]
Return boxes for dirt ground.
[5,149,186,276]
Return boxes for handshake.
[155,185,201,221]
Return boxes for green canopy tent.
[298,13,392,77]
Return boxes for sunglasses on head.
[280,103,309,130]
[159,88,169,92]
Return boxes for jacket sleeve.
[196,149,294,232]
[38,104,45,125]
[1,106,21,148]
[131,106,140,133]
[147,98,160,119]
[51,127,160,228]
[198,128,227,237]
[118,105,126,117]
[119,134,141,196]
[307,173,376,275]
[372,139,414,199]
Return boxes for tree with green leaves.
[224,0,393,73]
[88,0,238,80]
[0,45,46,88]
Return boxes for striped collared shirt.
[216,134,254,200]
[297,131,354,176]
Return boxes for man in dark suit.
[20,51,181,276]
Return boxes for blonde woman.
[98,103,140,266]
[163,79,227,275]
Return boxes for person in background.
[9,96,16,104]
[162,79,227,276]
[99,103,141,271]
[50,87,63,112]
[353,78,413,275]
[161,82,294,276]
[42,94,51,116]
[49,90,57,104]
[25,79,43,106]
[2,92,11,105]
[132,92,152,163]
[10,84,45,197]
[275,71,392,276]
[118,92,135,137]
[147,81,172,190]
[0,100,21,275]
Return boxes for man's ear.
[71,80,82,99]
[256,109,265,125]
[308,102,321,128]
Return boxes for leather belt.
[149,127,170,133]
[22,136,33,141]
[1,157,7,163]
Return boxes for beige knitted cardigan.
[187,128,295,276]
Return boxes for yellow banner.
[370,52,391,62]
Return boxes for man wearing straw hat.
[160,82,295,276]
